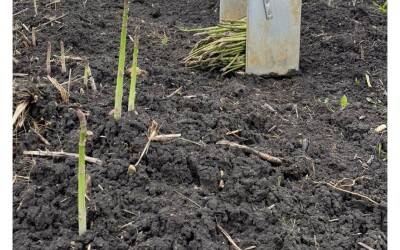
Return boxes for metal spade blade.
[246,0,302,75]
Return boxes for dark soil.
[13,0,387,249]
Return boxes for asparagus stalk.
[76,109,87,236]
[128,35,139,112]
[114,0,129,120]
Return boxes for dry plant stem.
[47,75,69,103]
[31,27,37,47]
[36,14,68,31]
[68,68,72,95]
[83,59,89,88]
[46,0,61,7]
[128,35,139,112]
[134,120,158,168]
[23,150,103,165]
[151,134,181,142]
[16,30,32,48]
[89,75,97,93]
[174,190,201,208]
[132,122,189,173]
[14,8,28,16]
[216,139,282,165]
[32,129,51,145]
[76,109,87,236]
[33,0,38,16]
[13,73,29,77]
[357,242,375,250]
[12,102,29,127]
[216,224,242,250]
[60,40,66,73]
[46,41,52,75]
[114,0,129,121]
[325,182,379,205]
[166,86,182,98]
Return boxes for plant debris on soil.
[13,0,387,249]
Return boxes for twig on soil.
[315,177,379,205]
[54,55,85,61]
[174,190,202,208]
[46,0,61,7]
[178,137,205,147]
[61,76,83,86]
[216,139,282,165]
[46,41,52,75]
[119,220,136,229]
[122,209,136,216]
[131,121,195,173]
[23,150,103,165]
[166,86,183,98]
[13,175,30,184]
[22,23,30,33]
[226,129,242,136]
[216,224,242,250]
[32,129,51,145]
[132,120,159,170]
[47,75,69,103]
[357,242,376,250]
[14,8,28,16]
[15,29,32,47]
[151,134,181,142]
[325,182,378,205]
[13,73,28,77]
[36,14,67,31]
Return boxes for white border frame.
[388,0,399,249]
[0,0,13,249]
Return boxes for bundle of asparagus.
[183,19,246,75]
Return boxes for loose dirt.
[13,0,387,249]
